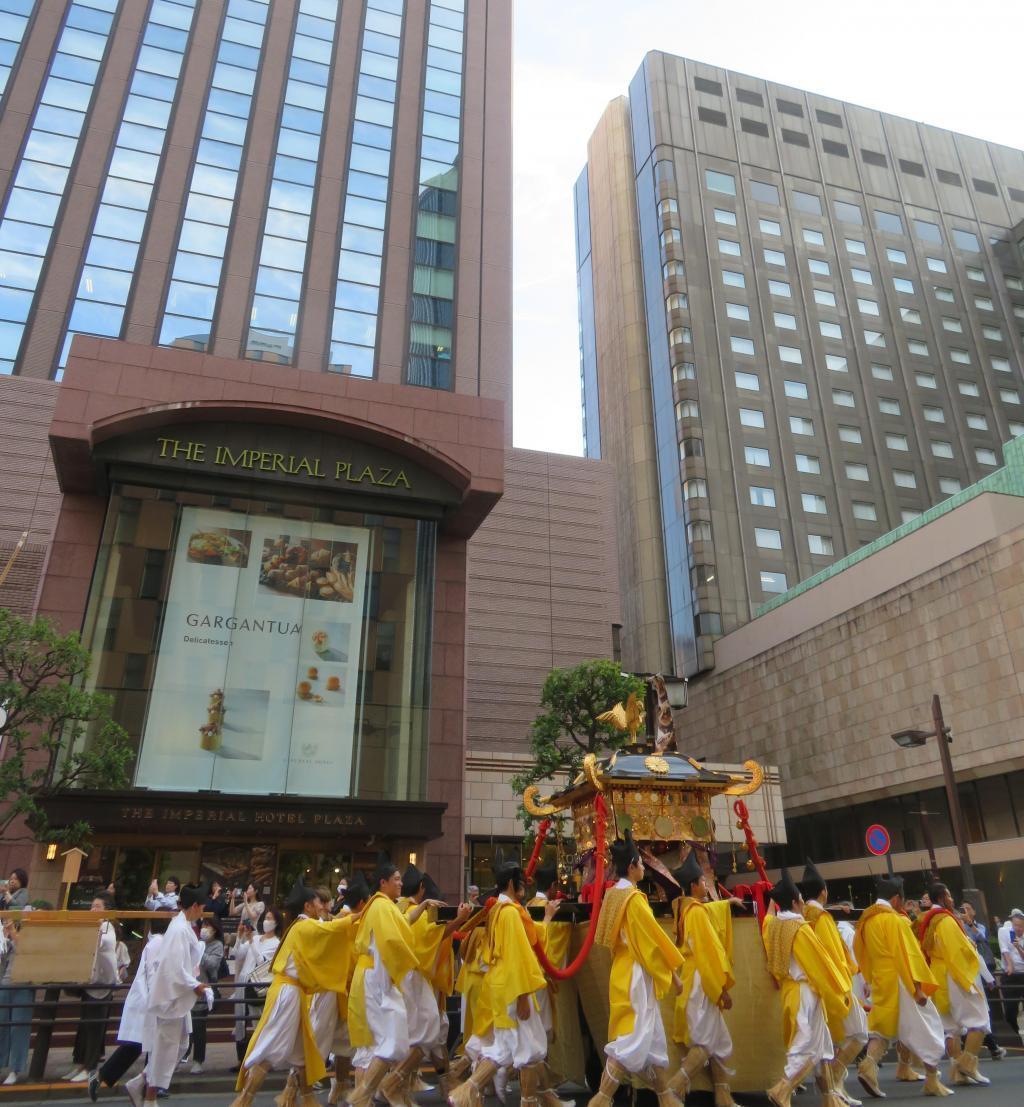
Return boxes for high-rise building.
[577,53,1024,679]
[0,0,519,900]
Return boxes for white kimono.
[117,934,163,1046]
[142,912,202,1089]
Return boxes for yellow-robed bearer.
[527,863,570,1043]
[669,849,740,1107]
[398,865,472,1099]
[325,876,371,1106]
[231,880,360,1107]
[916,883,992,1088]
[762,869,852,1107]
[800,860,869,1107]
[346,853,424,1107]
[853,875,950,1099]
[587,831,685,1107]
[448,849,565,1107]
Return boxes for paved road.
[2,1059,1022,1104]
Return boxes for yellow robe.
[763,914,852,1049]
[854,903,937,1039]
[475,899,546,1037]
[598,887,683,1042]
[403,899,456,1008]
[455,923,487,1041]
[348,892,421,1049]
[803,901,856,1040]
[918,911,982,1015]
[526,894,570,1036]
[672,897,734,1045]
[238,913,358,1088]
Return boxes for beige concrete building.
[685,434,1024,914]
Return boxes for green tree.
[510,659,646,827]
[0,609,133,847]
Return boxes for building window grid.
[0,0,35,100]
[0,0,119,376]
[405,0,465,389]
[156,0,271,351]
[240,0,339,365]
[58,0,199,374]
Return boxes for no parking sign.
[865,824,891,857]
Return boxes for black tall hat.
[372,850,396,886]
[609,828,641,872]
[532,862,558,892]
[343,873,371,909]
[401,863,424,898]
[179,882,208,909]
[672,848,704,894]
[875,873,905,900]
[800,858,827,899]
[769,868,801,910]
[285,876,317,914]
[492,847,522,889]
[421,872,443,902]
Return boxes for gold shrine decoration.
[723,759,764,796]
[596,693,644,744]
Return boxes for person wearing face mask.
[186,916,225,1074]
[230,910,283,1071]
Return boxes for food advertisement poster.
[135,507,370,796]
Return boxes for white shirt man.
[126,884,210,1107]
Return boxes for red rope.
[531,794,608,980]
[732,798,773,927]
[524,817,553,879]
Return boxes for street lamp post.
[891,693,985,917]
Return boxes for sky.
[511,0,1024,456]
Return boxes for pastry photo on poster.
[135,507,370,797]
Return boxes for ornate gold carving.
[644,754,669,774]
[522,786,558,817]
[596,692,645,744]
[722,760,765,797]
[582,752,605,792]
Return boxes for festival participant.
[346,853,422,1107]
[325,876,371,1107]
[397,865,472,1099]
[127,883,210,1107]
[448,848,564,1107]
[762,869,851,1107]
[801,861,869,1106]
[526,863,570,1045]
[853,875,950,1099]
[916,883,991,1088]
[586,831,684,1107]
[669,849,739,1107]
[231,880,359,1107]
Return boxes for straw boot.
[230,1062,271,1107]
[296,1067,323,1107]
[922,1068,953,1097]
[329,1057,354,1104]
[648,1065,684,1107]
[709,1058,736,1107]
[954,1030,990,1086]
[857,1038,888,1099]
[380,1048,423,1107]
[767,1061,815,1107]
[518,1061,540,1107]
[895,1044,925,1082]
[815,1062,847,1107]
[276,1070,299,1107]
[669,1045,709,1097]
[347,1057,390,1107]
[529,1061,573,1107]
[446,1058,498,1107]
[439,1055,470,1098]
[586,1057,628,1107]
[831,1039,864,1106]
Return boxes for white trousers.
[784,982,833,1080]
[842,995,869,1045]
[145,1018,188,1090]
[309,991,339,1059]
[352,954,409,1067]
[940,976,991,1036]
[466,999,547,1070]
[402,970,442,1051]
[870,981,945,1069]
[685,969,733,1062]
[245,985,305,1071]
[605,963,669,1074]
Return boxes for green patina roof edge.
[754,435,1024,617]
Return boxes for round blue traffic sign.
[865,824,891,856]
